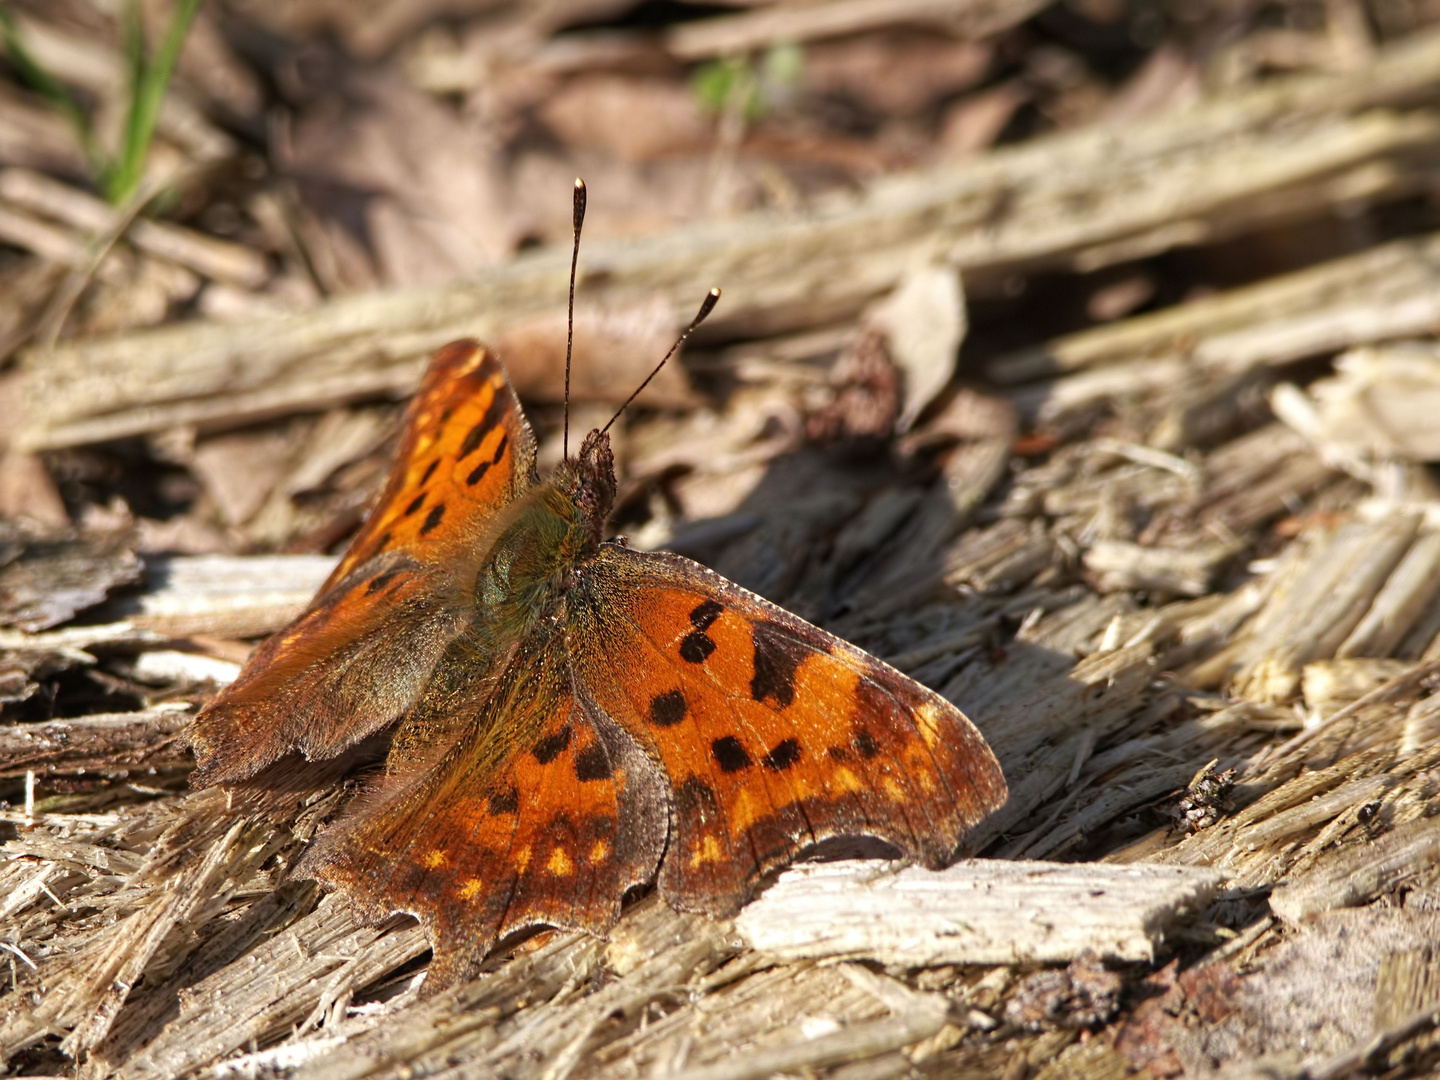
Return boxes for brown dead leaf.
[134,515,230,556]
[496,297,691,406]
[512,151,742,242]
[869,263,966,432]
[936,81,1029,159]
[191,425,305,527]
[1098,43,1202,124]
[804,30,991,117]
[227,0,516,60]
[279,62,519,286]
[539,75,713,163]
[0,372,65,527]
[0,450,68,528]
[805,327,900,454]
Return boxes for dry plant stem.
[1261,654,1440,764]
[22,25,1440,448]
[35,183,151,349]
[666,0,1052,59]
[991,231,1440,384]
[0,169,267,287]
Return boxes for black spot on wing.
[690,600,723,630]
[372,530,392,552]
[762,738,802,772]
[488,787,519,815]
[675,775,720,821]
[459,391,509,459]
[649,689,687,727]
[574,742,612,782]
[750,621,804,708]
[404,494,426,517]
[365,569,403,595]
[419,460,439,486]
[533,725,572,765]
[466,461,491,487]
[711,735,752,773]
[420,503,446,535]
[854,729,880,759]
[491,432,508,463]
[680,632,716,664]
[680,600,724,663]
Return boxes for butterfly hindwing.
[189,341,537,786]
[299,619,668,987]
[568,544,1008,916]
[188,557,462,785]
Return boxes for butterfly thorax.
[470,430,615,647]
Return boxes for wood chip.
[736,859,1222,965]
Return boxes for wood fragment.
[1270,815,1440,923]
[99,553,337,638]
[735,859,1222,965]
[0,706,192,779]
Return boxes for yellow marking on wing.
[423,848,449,869]
[514,845,532,874]
[883,777,907,801]
[913,702,944,747]
[589,839,610,864]
[730,787,759,832]
[458,878,483,900]
[548,847,573,876]
[833,766,863,794]
[689,834,722,868]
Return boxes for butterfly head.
[552,427,616,548]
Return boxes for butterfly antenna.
[601,287,721,436]
[563,177,587,460]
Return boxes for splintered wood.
[9,9,1440,1080]
[734,860,1221,964]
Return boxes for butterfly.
[188,191,1007,991]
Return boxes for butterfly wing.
[568,543,1007,915]
[190,341,538,786]
[322,340,538,589]
[298,618,668,988]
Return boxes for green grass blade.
[105,0,204,205]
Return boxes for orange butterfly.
[189,188,1007,991]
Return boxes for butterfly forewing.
[190,341,537,786]
[325,340,538,586]
[299,619,667,988]
[568,544,1008,916]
